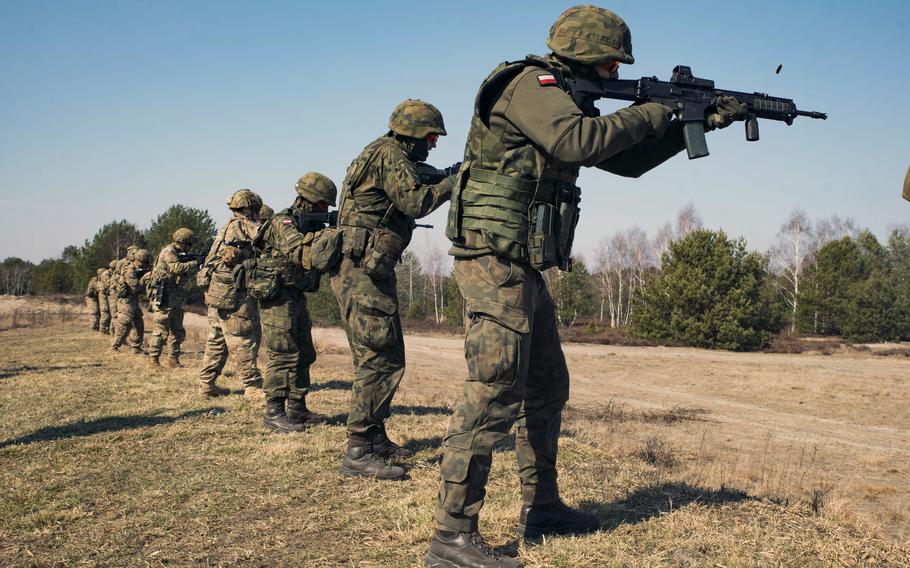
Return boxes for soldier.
[148,228,200,368]
[197,189,265,397]
[252,173,335,432]
[111,248,150,353]
[108,246,138,337]
[85,271,100,331]
[331,100,457,481]
[426,6,748,567]
[97,266,111,333]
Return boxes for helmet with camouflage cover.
[547,5,634,65]
[109,259,118,269]
[126,245,139,260]
[227,189,262,211]
[259,203,274,219]
[388,99,447,138]
[173,228,194,244]
[96,268,105,276]
[295,172,337,206]
[133,249,151,264]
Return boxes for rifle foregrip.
[683,122,710,159]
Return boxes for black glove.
[443,162,462,177]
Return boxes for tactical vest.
[446,56,582,271]
[203,218,254,310]
[338,136,414,256]
[250,208,318,294]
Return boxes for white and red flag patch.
[282,219,293,225]
[537,74,557,86]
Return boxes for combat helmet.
[295,172,337,206]
[547,5,634,65]
[133,249,151,264]
[259,203,274,219]
[388,99,447,139]
[227,189,262,211]
[173,228,194,244]
[109,259,118,269]
[126,245,139,260]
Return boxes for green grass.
[1,323,907,567]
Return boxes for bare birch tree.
[770,209,814,333]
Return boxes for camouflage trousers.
[111,297,144,351]
[98,293,111,333]
[148,306,186,358]
[199,301,262,388]
[259,288,315,402]
[435,255,569,532]
[330,256,405,437]
[86,297,100,330]
[108,292,119,336]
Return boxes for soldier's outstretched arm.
[383,147,454,219]
[595,121,686,178]
[505,71,667,167]
[161,248,197,275]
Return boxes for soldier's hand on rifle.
[636,102,674,138]
[706,95,748,130]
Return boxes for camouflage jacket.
[95,270,110,295]
[206,213,261,271]
[85,277,99,298]
[339,133,453,246]
[119,263,146,299]
[451,54,685,259]
[254,202,323,291]
[152,243,198,306]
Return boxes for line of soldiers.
[84,6,753,566]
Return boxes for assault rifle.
[295,210,338,227]
[176,251,207,263]
[415,161,462,185]
[565,65,827,159]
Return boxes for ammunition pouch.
[309,227,343,273]
[448,166,581,271]
[196,264,213,288]
[362,226,405,280]
[244,257,281,301]
[340,226,369,260]
[205,266,242,311]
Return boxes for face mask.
[409,138,430,162]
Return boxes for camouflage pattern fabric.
[435,51,687,532]
[329,255,404,436]
[148,243,198,358]
[85,276,100,330]
[111,263,146,351]
[388,99,447,138]
[546,4,634,65]
[96,269,111,333]
[435,256,569,532]
[107,260,124,336]
[199,302,262,389]
[332,131,453,437]
[199,214,262,389]
[255,201,324,402]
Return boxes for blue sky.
[1,0,908,264]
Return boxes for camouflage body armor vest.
[248,206,320,299]
[446,56,582,271]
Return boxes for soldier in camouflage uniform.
[198,190,264,397]
[96,266,111,333]
[427,6,748,567]
[148,229,199,368]
[331,100,458,481]
[85,271,100,331]
[111,249,150,353]
[252,173,337,432]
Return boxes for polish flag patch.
[282,219,293,225]
[537,74,557,86]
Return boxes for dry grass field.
[1,296,909,567]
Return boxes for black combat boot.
[372,424,414,458]
[340,436,406,480]
[263,398,306,432]
[517,500,600,540]
[426,530,523,568]
[286,398,328,426]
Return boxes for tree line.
[4,204,908,350]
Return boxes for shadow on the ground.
[583,482,752,531]
[495,482,753,553]
[0,362,104,380]
[391,404,451,416]
[0,407,226,449]
[310,379,354,392]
